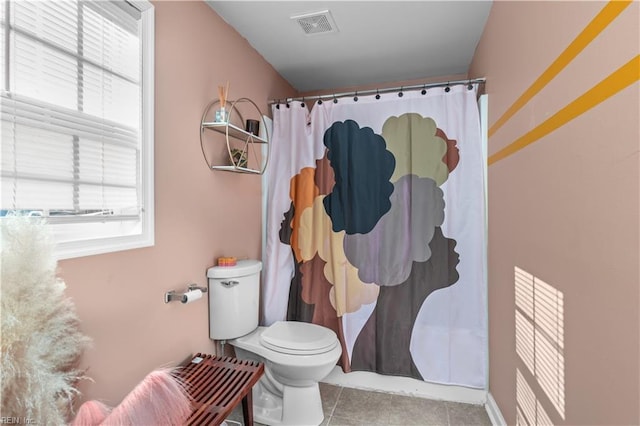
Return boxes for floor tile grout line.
[330,385,344,422]
[325,384,343,426]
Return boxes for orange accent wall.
[59,0,296,406]
[469,1,639,424]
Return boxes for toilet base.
[253,381,324,426]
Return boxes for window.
[0,0,154,259]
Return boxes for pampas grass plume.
[1,216,90,424]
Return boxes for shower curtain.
[263,86,486,388]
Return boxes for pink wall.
[470,1,639,424]
[59,0,295,405]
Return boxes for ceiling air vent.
[291,10,338,36]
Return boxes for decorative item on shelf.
[245,119,260,136]
[216,81,230,123]
[230,148,248,168]
[215,108,228,123]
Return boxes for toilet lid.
[260,321,338,355]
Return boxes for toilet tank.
[207,260,262,340]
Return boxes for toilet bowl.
[231,322,341,425]
[208,260,342,426]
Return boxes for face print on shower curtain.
[265,87,486,388]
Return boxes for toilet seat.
[260,321,338,355]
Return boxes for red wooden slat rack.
[178,353,264,426]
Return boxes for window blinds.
[0,0,142,221]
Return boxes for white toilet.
[208,260,342,426]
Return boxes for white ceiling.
[206,1,493,93]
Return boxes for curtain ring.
[333,94,338,104]
[445,82,451,93]
[421,84,427,95]
[375,89,380,100]
[398,86,404,97]
[276,100,280,110]
[317,96,323,105]
[301,97,305,108]
[353,91,358,102]
[467,80,473,90]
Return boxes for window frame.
[2,0,155,260]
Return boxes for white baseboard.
[485,392,506,426]
[322,366,487,405]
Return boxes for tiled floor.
[226,383,492,426]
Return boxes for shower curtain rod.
[269,77,486,105]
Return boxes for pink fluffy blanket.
[72,369,192,426]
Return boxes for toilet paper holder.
[164,284,208,304]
